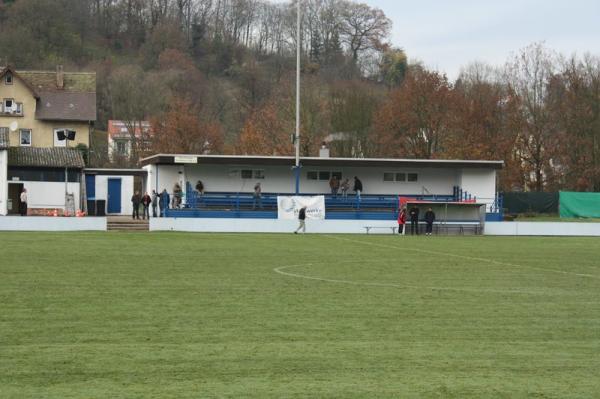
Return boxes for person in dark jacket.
[253,182,263,210]
[424,207,436,236]
[329,175,340,198]
[141,192,152,220]
[172,183,182,208]
[195,180,204,195]
[409,205,420,235]
[159,189,170,217]
[353,176,363,200]
[131,191,141,220]
[294,206,307,234]
[151,190,158,217]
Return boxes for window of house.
[8,167,79,182]
[241,169,253,179]
[307,171,318,180]
[318,171,330,180]
[3,99,14,113]
[19,129,31,146]
[54,129,66,147]
[384,172,412,182]
[5,73,13,85]
[115,140,127,155]
[331,171,342,180]
[253,170,265,179]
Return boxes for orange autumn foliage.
[237,102,294,156]
[151,97,224,154]
[373,68,453,159]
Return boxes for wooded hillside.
[1,0,600,191]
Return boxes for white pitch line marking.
[324,235,600,280]
[273,263,552,295]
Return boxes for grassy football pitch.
[1,232,599,398]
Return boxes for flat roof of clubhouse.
[140,154,504,169]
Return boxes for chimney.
[319,141,330,158]
[56,65,64,89]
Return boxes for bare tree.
[339,1,390,64]
[505,43,559,191]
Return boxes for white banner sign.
[277,196,326,220]
[174,155,198,164]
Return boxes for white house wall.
[8,181,81,211]
[175,164,461,196]
[459,169,497,211]
[94,175,134,215]
[0,150,7,216]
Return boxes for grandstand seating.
[162,182,505,220]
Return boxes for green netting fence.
[503,192,559,214]
[559,191,600,218]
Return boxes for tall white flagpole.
[294,0,301,194]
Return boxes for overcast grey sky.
[283,0,600,79]
[367,0,600,78]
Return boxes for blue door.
[85,175,96,199]
[107,178,122,214]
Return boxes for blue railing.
[485,192,504,221]
[183,191,455,211]
[165,208,398,220]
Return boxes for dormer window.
[4,73,13,85]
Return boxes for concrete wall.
[151,217,400,234]
[150,219,600,236]
[459,168,496,211]
[154,163,465,196]
[7,181,80,211]
[0,216,106,231]
[485,222,600,236]
[0,149,7,215]
[93,175,134,215]
[0,76,89,147]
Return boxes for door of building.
[7,183,24,215]
[107,178,122,214]
[85,175,96,199]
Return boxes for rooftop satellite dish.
[9,121,18,132]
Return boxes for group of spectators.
[130,187,175,219]
[160,176,364,214]
[397,205,436,236]
[328,176,362,199]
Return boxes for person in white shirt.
[19,188,28,216]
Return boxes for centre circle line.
[273,263,554,296]
[324,235,600,280]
